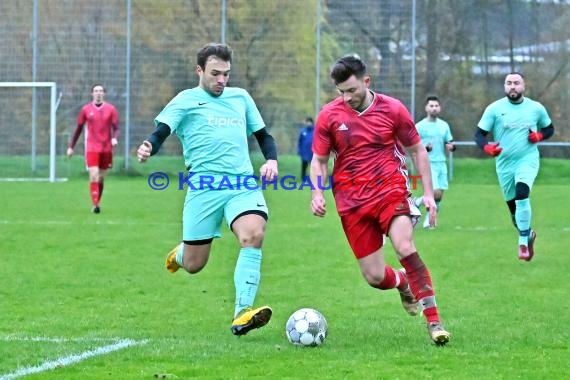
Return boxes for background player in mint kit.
[414,95,455,229]
[136,43,278,336]
[310,55,450,345]
[475,72,554,262]
[67,84,120,214]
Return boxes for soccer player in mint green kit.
[136,43,278,335]
[475,72,554,261]
[414,96,455,229]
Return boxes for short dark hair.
[304,116,314,124]
[197,43,232,69]
[91,84,105,92]
[330,55,367,85]
[507,71,524,79]
[425,95,439,104]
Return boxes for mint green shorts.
[182,185,268,241]
[430,161,448,190]
[496,157,539,200]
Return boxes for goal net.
[0,82,65,182]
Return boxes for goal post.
[0,82,62,182]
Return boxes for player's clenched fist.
[311,194,327,217]
[137,141,152,162]
[260,159,278,181]
[483,142,502,157]
[528,129,543,144]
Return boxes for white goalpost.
[0,82,63,182]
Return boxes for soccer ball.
[285,308,327,347]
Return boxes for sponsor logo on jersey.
[207,115,245,128]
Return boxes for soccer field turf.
[0,157,568,379]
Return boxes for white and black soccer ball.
[285,308,327,347]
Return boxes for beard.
[507,92,523,102]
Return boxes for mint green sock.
[515,199,532,245]
[234,247,262,317]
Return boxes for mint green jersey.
[155,86,265,175]
[415,118,453,162]
[477,97,551,170]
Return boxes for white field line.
[0,335,130,343]
[0,338,148,380]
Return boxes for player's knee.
[184,258,207,274]
[392,241,416,259]
[182,246,209,273]
[362,267,384,286]
[515,182,530,200]
[238,228,265,247]
[364,273,384,287]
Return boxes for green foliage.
[1,156,569,379]
[413,0,570,144]
[132,0,338,155]
[3,0,569,159]
[226,0,322,153]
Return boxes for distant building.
[470,39,570,75]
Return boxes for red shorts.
[86,152,113,169]
[340,196,416,259]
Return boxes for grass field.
[1,156,569,379]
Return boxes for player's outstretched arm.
[138,123,171,162]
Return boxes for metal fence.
[0,0,415,172]
[447,141,570,180]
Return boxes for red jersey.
[70,102,120,153]
[312,93,420,215]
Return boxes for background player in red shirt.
[310,56,450,345]
[67,84,120,213]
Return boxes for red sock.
[89,182,99,206]
[374,265,405,290]
[98,181,104,204]
[400,252,440,323]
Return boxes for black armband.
[253,127,278,161]
[147,122,171,155]
[474,128,489,150]
[540,124,554,140]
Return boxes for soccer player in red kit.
[310,56,450,345]
[67,84,120,213]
